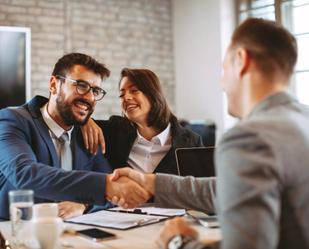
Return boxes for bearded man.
[0,53,149,220]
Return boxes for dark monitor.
[0,26,31,109]
[175,147,215,177]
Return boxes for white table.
[0,218,221,249]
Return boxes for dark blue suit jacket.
[0,96,112,219]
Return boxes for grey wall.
[0,0,175,118]
[172,0,225,140]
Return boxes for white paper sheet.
[66,210,167,230]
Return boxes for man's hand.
[157,217,198,249]
[58,201,86,219]
[106,174,151,208]
[81,118,105,155]
[110,167,156,207]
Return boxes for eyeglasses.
[56,75,107,101]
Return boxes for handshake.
[105,167,156,208]
[58,168,155,219]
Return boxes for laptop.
[175,147,215,177]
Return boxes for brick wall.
[0,0,174,118]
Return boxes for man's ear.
[235,47,250,77]
[49,76,58,95]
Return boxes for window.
[236,0,309,105]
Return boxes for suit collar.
[247,91,296,120]
[25,95,49,119]
[170,120,191,147]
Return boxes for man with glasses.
[0,53,149,220]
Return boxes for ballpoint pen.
[110,208,147,215]
[135,217,160,226]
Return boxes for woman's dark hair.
[120,68,177,131]
[52,52,110,80]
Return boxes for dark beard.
[56,92,93,126]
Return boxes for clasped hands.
[58,168,153,219]
[108,168,200,249]
[106,167,155,208]
[59,168,199,249]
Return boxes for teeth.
[75,102,89,111]
[126,105,137,111]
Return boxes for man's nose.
[83,89,96,103]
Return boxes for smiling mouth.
[125,104,139,112]
[74,99,92,113]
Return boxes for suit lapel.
[28,96,60,168]
[71,128,92,170]
[154,122,190,174]
[33,115,60,168]
[154,148,178,175]
[71,139,86,170]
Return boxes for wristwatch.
[168,235,193,249]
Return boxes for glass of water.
[9,189,34,237]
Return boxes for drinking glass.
[9,189,34,237]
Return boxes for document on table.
[66,210,168,230]
[108,206,186,217]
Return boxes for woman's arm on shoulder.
[81,115,129,155]
[81,118,107,155]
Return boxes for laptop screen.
[175,147,215,177]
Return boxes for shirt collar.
[40,103,73,140]
[136,123,171,146]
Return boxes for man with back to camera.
[112,18,309,249]
[0,53,149,220]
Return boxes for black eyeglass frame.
[56,75,107,101]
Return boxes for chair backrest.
[186,123,216,146]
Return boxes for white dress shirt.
[127,123,172,173]
[40,104,73,163]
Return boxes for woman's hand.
[81,119,105,155]
[58,201,87,219]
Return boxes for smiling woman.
[82,68,204,175]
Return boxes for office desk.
[0,218,221,249]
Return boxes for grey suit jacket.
[155,174,216,214]
[155,92,309,249]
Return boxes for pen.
[135,218,160,226]
[112,209,147,215]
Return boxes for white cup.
[33,203,58,219]
[32,217,63,249]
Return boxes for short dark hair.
[52,53,110,80]
[231,18,297,78]
[120,68,176,131]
